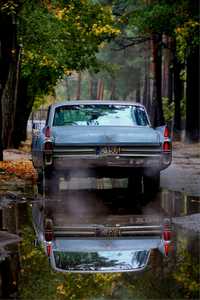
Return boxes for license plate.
[101,146,121,155]
[95,227,121,237]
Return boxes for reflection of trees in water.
[54,250,149,271]
[125,234,199,300]
[173,229,200,299]
[16,206,199,300]
[55,251,120,271]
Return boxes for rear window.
[53,105,149,127]
[53,250,149,271]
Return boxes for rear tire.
[143,172,160,195]
[37,169,44,195]
[128,174,143,195]
[45,169,60,195]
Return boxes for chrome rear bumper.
[49,153,171,171]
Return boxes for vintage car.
[32,200,172,273]
[32,101,172,192]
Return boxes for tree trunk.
[162,35,174,103]
[185,0,200,142]
[143,41,151,114]
[173,55,183,137]
[0,104,3,160]
[97,79,104,100]
[89,75,98,100]
[0,14,19,149]
[100,80,104,100]
[185,44,200,142]
[12,78,33,148]
[0,13,17,158]
[110,77,117,100]
[151,33,165,127]
[136,71,141,103]
[76,72,81,100]
[63,77,71,100]
[162,35,168,98]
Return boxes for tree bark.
[1,52,19,148]
[151,34,165,127]
[185,0,200,142]
[110,77,117,100]
[185,44,200,142]
[0,14,19,149]
[162,35,174,103]
[0,13,16,159]
[173,55,183,136]
[12,78,33,148]
[143,41,151,114]
[136,70,141,103]
[89,75,98,100]
[76,72,81,100]
[97,79,104,100]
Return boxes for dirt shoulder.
[172,213,200,233]
[0,146,37,195]
[161,141,200,196]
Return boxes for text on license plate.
[101,146,121,155]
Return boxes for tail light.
[44,141,53,165]
[163,141,171,152]
[163,230,171,241]
[164,126,169,138]
[45,219,53,241]
[164,242,170,256]
[163,219,171,241]
[45,126,51,138]
[45,230,53,242]
[46,243,52,256]
[163,220,172,256]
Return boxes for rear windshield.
[53,250,149,271]
[53,105,149,127]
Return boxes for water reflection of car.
[32,101,172,192]
[32,202,172,273]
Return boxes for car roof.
[50,100,145,110]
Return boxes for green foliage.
[18,0,119,105]
[19,226,64,300]
[173,246,200,299]
[18,222,199,300]
[18,225,122,299]
[0,0,18,14]
[176,20,200,62]
[162,97,186,122]
[162,97,174,122]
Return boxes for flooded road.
[0,175,199,299]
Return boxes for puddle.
[0,178,199,299]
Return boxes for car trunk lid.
[52,126,160,146]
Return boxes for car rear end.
[41,102,172,176]
[43,217,172,273]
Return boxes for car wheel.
[143,172,160,195]
[128,174,143,195]
[45,173,60,195]
[37,169,44,195]
[44,166,54,179]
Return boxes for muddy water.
[0,178,199,299]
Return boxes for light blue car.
[32,101,172,192]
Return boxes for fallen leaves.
[0,160,37,183]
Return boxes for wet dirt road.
[0,142,200,299]
[0,175,199,299]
